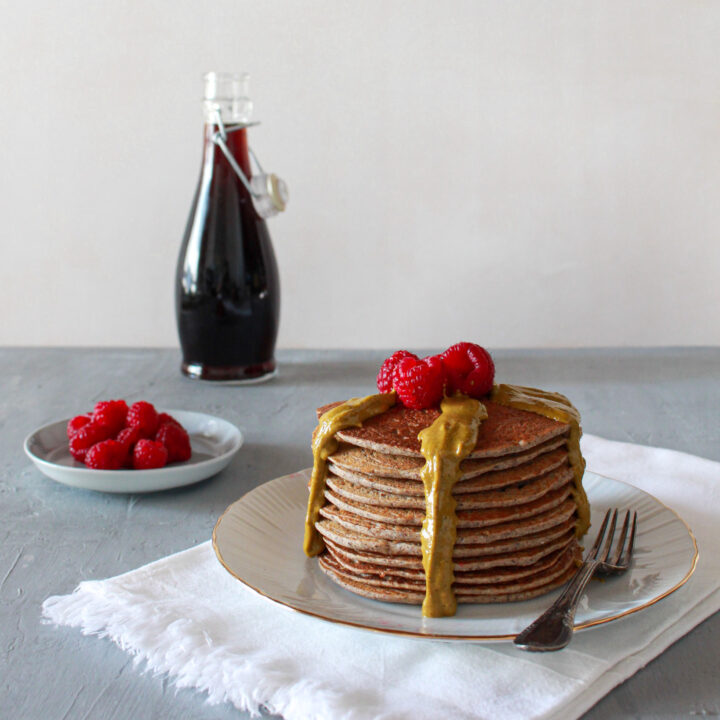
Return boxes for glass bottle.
[175,72,281,382]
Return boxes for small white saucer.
[24,410,243,493]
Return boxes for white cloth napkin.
[43,435,720,720]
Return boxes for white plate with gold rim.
[213,470,698,642]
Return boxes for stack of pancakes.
[315,400,584,604]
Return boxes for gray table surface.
[2,347,719,719]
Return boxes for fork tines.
[591,507,637,570]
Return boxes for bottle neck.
[203,123,252,181]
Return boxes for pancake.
[328,445,569,496]
[316,515,577,558]
[326,542,573,582]
[325,464,574,511]
[320,546,579,593]
[324,528,576,571]
[324,482,573,529]
[328,437,567,481]
[319,562,578,604]
[319,497,577,544]
[318,545,581,604]
[319,400,570,459]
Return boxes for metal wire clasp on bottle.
[212,110,288,219]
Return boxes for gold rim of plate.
[212,471,699,642]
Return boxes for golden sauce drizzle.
[303,392,396,557]
[418,395,487,617]
[490,383,590,537]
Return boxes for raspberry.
[157,412,181,429]
[116,426,141,451]
[393,355,446,409]
[133,439,168,470]
[85,440,126,470]
[69,422,113,462]
[67,414,92,438]
[127,401,160,439]
[114,426,141,467]
[377,351,418,393]
[93,399,128,435]
[156,423,192,463]
[441,342,495,398]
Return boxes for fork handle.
[513,560,599,652]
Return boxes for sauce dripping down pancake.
[417,395,486,617]
[304,392,396,556]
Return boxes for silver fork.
[513,508,638,652]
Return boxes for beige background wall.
[1,1,718,349]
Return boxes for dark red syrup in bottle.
[175,122,280,382]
